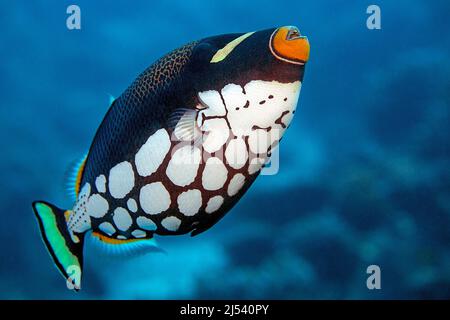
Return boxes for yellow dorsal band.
[74,157,87,197]
[92,232,142,245]
[210,32,255,63]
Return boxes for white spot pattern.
[166,145,201,187]
[86,194,109,218]
[161,216,181,232]
[220,80,301,137]
[248,157,267,175]
[127,198,138,213]
[131,229,146,238]
[113,207,132,232]
[177,189,202,216]
[202,157,228,191]
[139,182,171,215]
[198,90,226,117]
[225,137,248,169]
[227,173,246,196]
[135,129,170,177]
[200,118,230,153]
[136,216,157,231]
[108,161,135,199]
[95,175,106,193]
[248,129,271,155]
[205,195,224,214]
[99,222,115,236]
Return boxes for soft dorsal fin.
[88,232,165,257]
[64,154,87,201]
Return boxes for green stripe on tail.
[32,201,84,291]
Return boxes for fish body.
[32,26,310,289]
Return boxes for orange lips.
[269,26,310,65]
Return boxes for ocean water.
[0,0,449,299]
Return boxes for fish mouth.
[269,26,310,65]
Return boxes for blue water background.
[0,0,449,299]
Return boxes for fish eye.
[190,42,215,72]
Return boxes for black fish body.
[32,26,310,289]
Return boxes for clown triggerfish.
[32,26,310,289]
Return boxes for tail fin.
[32,201,84,291]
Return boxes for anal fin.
[89,232,165,257]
